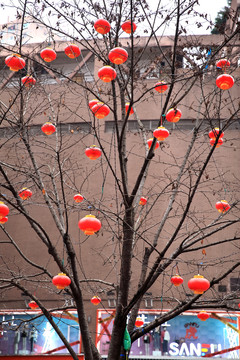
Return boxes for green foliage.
[211,0,231,34]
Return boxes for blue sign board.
[97,310,239,358]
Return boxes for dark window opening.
[230,278,240,292]
[218,285,227,292]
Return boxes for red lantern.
[28,301,39,309]
[166,108,182,123]
[0,202,9,219]
[171,274,183,287]
[121,20,137,34]
[92,102,110,119]
[78,214,102,235]
[108,47,128,65]
[216,59,230,70]
[85,145,102,160]
[94,19,111,34]
[0,216,8,224]
[40,48,57,62]
[74,194,84,203]
[215,200,230,213]
[89,99,99,109]
[41,122,56,135]
[135,316,144,328]
[188,274,210,294]
[238,303,240,309]
[21,75,36,88]
[139,197,147,206]
[52,273,71,290]
[98,66,117,82]
[147,138,159,149]
[5,54,26,72]
[64,44,81,59]
[210,138,223,148]
[197,311,209,321]
[18,188,32,200]
[208,128,224,139]
[154,81,168,93]
[153,126,169,141]
[216,74,234,90]
[125,103,134,115]
[91,296,101,305]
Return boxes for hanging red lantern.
[208,128,224,139]
[197,311,209,321]
[210,138,223,148]
[98,65,117,82]
[154,81,168,93]
[216,59,230,70]
[5,54,26,72]
[147,138,159,149]
[108,47,128,65]
[238,303,240,309]
[135,316,144,328]
[78,214,102,235]
[18,188,33,200]
[94,19,111,34]
[92,102,110,119]
[41,122,56,135]
[21,75,36,88]
[89,99,99,109]
[74,194,84,203]
[0,202,9,219]
[28,301,39,309]
[171,274,184,287]
[91,295,101,305]
[52,273,71,290]
[125,103,134,115]
[188,274,210,294]
[64,44,81,59]
[40,48,57,62]
[216,74,234,90]
[0,216,8,224]
[215,200,230,213]
[121,20,137,34]
[85,145,102,160]
[166,108,182,123]
[153,126,169,141]
[139,197,147,206]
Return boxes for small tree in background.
[211,0,231,34]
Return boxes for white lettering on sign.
[169,342,222,357]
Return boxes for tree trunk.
[107,206,134,359]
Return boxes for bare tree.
[0,0,240,359]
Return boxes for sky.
[0,0,228,35]
[193,0,228,33]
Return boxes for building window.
[218,285,227,293]
[230,278,240,292]
[0,122,91,138]
[104,119,201,133]
[144,298,153,308]
[107,290,116,308]
[107,298,116,308]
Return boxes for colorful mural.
[0,311,80,355]
[96,310,240,358]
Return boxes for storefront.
[0,309,239,358]
[0,310,80,356]
[96,309,240,358]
